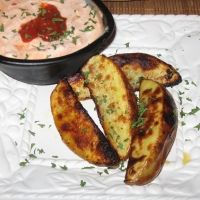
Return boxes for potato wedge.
[110,53,182,91]
[68,53,182,100]
[82,55,138,160]
[125,79,178,185]
[50,79,120,166]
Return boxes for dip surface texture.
[0,0,104,59]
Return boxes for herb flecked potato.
[50,78,120,166]
[125,79,178,185]
[68,53,182,100]
[82,55,138,160]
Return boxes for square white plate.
[1,15,200,200]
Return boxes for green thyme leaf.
[72,36,80,44]
[19,161,28,167]
[19,158,29,167]
[52,17,64,22]
[181,121,186,126]
[80,25,94,32]
[194,123,200,131]
[38,7,47,16]
[37,123,45,128]
[0,24,4,32]
[180,108,187,118]
[30,143,36,150]
[37,148,45,154]
[124,42,130,48]
[28,130,36,136]
[132,101,147,128]
[81,166,95,170]
[188,106,200,115]
[52,155,59,158]
[186,97,192,102]
[80,180,86,187]
[191,81,197,87]
[29,154,37,159]
[60,165,68,170]
[17,108,27,120]
[104,169,109,174]
[97,171,103,176]
[51,163,56,168]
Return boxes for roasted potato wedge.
[68,53,182,100]
[110,53,182,91]
[125,79,178,185]
[82,55,138,160]
[50,79,120,166]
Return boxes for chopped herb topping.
[29,154,37,159]
[28,130,36,136]
[80,25,95,32]
[52,17,64,22]
[0,24,4,32]
[19,159,29,167]
[97,171,103,176]
[80,180,86,187]
[17,108,27,120]
[194,123,200,131]
[60,165,68,170]
[81,166,95,170]
[52,155,59,158]
[124,42,130,48]
[132,101,147,128]
[51,163,56,168]
[37,148,45,154]
[37,123,45,128]
[188,106,200,115]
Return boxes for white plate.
[1,15,200,200]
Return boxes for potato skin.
[110,53,182,91]
[125,79,178,185]
[50,78,120,166]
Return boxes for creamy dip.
[0,0,105,59]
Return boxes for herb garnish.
[17,108,27,120]
[124,42,130,48]
[51,163,56,168]
[80,180,86,187]
[80,25,95,32]
[19,159,29,167]
[132,101,147,128]
[81,166,95,170]
[194,123,200,131]
[60,165,68,170]
[0,24,4,32]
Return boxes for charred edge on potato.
[125,79,178,185]
[50,78,120,166]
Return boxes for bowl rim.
[0,0,115,67]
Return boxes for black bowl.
[0,0,115,85]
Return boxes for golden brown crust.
[110,53,182,90]
[50,78,120,166]
[81,55,138,160]
[68,73,90,100]
[68,53,182,100]
[125,79,178,185]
